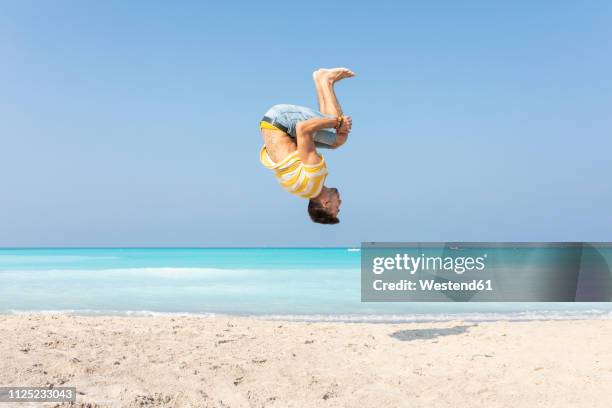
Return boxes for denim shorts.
[263,104,337,148]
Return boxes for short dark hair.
[308,199,340,224]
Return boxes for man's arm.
[295,117,339,164]
[296,116,352,162]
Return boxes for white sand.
[1,315,611,408]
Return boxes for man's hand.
[333,116,351,148]
[338,116,352,135]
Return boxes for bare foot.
[313,67,355,84]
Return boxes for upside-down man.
[259,67,354,224]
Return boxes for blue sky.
[1,1,611,246]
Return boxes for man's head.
[308,187,341,224]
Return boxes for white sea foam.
[256,310,612,323]
[0,267,258,279]
[0,255,119,263]
[5,309,217,318]
[4,309,612,323]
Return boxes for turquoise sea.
[1,248,611,321]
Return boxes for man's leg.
[312,67,355,117]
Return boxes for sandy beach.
[0,315,611,408]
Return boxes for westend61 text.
[373,279,494,292]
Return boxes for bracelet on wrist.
[336,116,344,130]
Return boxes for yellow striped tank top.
[259,146,328,199]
